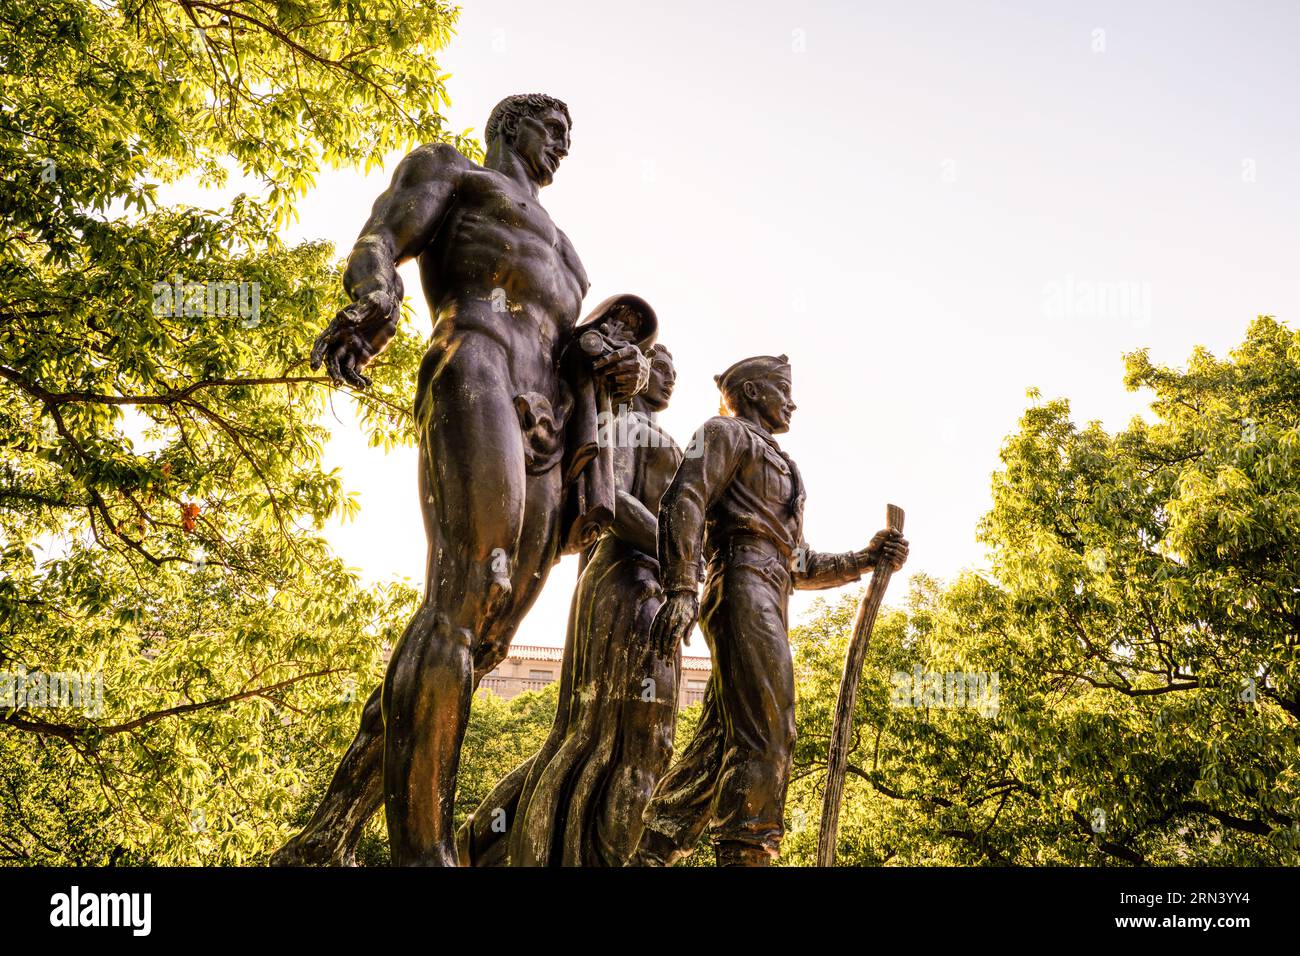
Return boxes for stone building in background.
[479,644,711,709]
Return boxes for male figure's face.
[641,351,676,411]
[511,107,571,187]
[743,371,796,434]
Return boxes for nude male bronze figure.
[297,93,651,866]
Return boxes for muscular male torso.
[419,162,589,396]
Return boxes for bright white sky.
[207,0,1300,649]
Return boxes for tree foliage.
[783,317,1300,866]
[0,0,468,863]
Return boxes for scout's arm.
[791,546,866,591]
[793,529,909,591]
[649,419,745,654]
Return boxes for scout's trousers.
[639,535,795,860]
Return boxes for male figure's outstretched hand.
[310,286,402,390]
[651,589,699,657]
[854,528,909,573]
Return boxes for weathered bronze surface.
[631,356,908,866]
[294,93,652,866]
[458,347,684,866]
[282,95,908,869]
[273,300,656,867]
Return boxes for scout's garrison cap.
[714,354,791,393]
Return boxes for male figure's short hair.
[485,93,572,147]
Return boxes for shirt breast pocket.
[760,446,790,476]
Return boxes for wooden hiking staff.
[816,503,905,866]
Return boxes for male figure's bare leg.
[271,422,461,867]
[270,685,384,866]
[271,478,556,866]
[456,466,562,866]
[383,340,565,865]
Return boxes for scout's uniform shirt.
[658,415,861,595]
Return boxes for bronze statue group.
[278,94,907,867]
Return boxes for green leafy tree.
[0,0,473,863]
[455,684,561,829]
[786,317,1300,866]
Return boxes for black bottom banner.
[0,865,1285,943]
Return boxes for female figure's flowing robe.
[457,406,683,866]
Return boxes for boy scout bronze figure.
[633,355,908,866]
